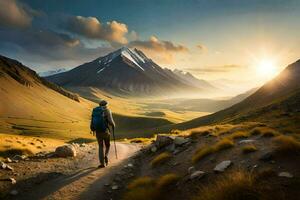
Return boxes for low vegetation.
[0,148,33,158]
[190,130,211,139]
[273,135,300,154]
[229,131,249,140]
[150,152,172,167]
[193,170,278,200]
[242,145,258,154]
[250,127,278,137]
[193,138,234,163]
[124,174,180,200]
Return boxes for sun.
[256,59,278,79]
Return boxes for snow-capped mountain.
[46,47,215,96]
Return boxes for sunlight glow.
[256,59,278,79]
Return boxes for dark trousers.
[96,131,110,165]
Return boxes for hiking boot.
[98,164,105,168]
[104,156,108,166]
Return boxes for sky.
[0,0,299,91]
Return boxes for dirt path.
[7,142,140,200]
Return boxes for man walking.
[90,100,115,168]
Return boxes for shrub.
[192,146,214,163]
[190,130,210,139]
[156,173,180,189]
[193,170,273,200]
[261,130,277,137]
[250,128,261,136]
[230,131,249,140]
[0,148,33,157]
[242,145,257,154]
[192,138,234,163]
[250,127,278,137]
[150,152,172,167]
[124,174,180,200]
[273,135,300,154]
[128,176,155,189]
[214,138,234,151]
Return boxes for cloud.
[0,0,37,29]
[185,64,243,73]
[128,36,188,63]
[62,16,128,44]
[0,28,113,68]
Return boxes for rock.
[112,185,119,190]
[214,160,232,172]
[155,135,174,149]
[150,146,157,153]
[259,152,273,162]
[188,166,195,174]
[190,171,205,180]
[6,164,14,171]
[55,145,77,157]
[166,143,176,152]
[174,137,191,146]
[238,139,255,144]
[13,155,27,160]
[104,183,110,186]
[80,143,87,147]
[278,172,293,178]
[6,158,12,163]
[173,149,182,155]
[127,163,134,168]
[0,161,7,169]
[10,190,18,196]
[9,178,16,184]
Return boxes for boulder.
[214,160,232,172]
[238,139,255,144]
[55,145,77,157]
[174,137,191,146]
[278,172,293,178]
[155,135,174,149]
[190,171,205,180]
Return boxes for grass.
[193,170,278,200]
[242,145,258,154]
[150,152,172,167]
[190,130,211,139]
[192,138,234,163]
[273,135,300,154]
[250,127,278,137]
[0,148,34,157]
[124,174,180,200]
[229,131,249,140]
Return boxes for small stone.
[150,146,157,153]
[238,139,255,144]
[13,155,27,160]
[214,160,232,172]
[190,171,205,180]
[188,166,195,174]
[6,158,12,163]
[9,178,16,184]
[174,137,191,146]
[104,183,110,186]
[278,172,293,178]
[112,185,119,190]
[127,163,134,168]
[6,164,14,171]
[253,164,258,169]
[10,190,18,196]
[0,161,7,169]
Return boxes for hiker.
[90,100,115,168]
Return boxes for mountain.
[46,47,215,97]
[38,68,68,77]
[152,59,300,133]
[0,55,95,139]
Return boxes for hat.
[99,100,108,106]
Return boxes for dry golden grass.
[229,131,249,140]
[129,137,153,144]
[273,135,300,154]
[150,152,172,167]
[192,138,234,163]
[127,176,155,190]
[190,130,211,139]
[156,173,180,189]
[0,148,34,158]
[193,170,275,200]
[214,138,235,151]
[124,174,180,200]
[242,145,258,154]
[249,127,278,137]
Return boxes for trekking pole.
[112,127,118,159]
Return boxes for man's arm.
[106,109,115,128]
